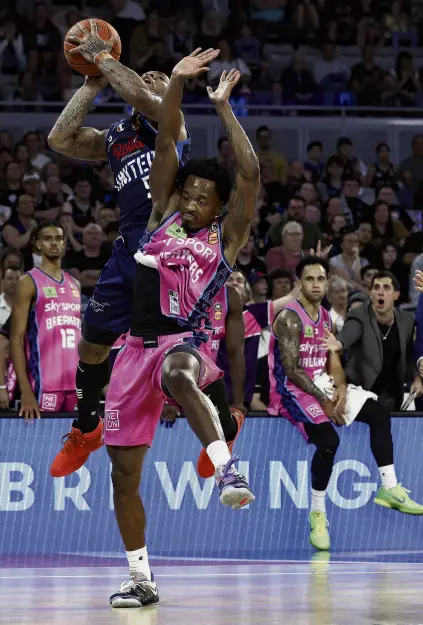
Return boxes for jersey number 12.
[60,328,76,349]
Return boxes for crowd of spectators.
[2,0,423,107]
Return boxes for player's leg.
[303,421,340,551]
[356,398,423,515]
[197,378,245,478]
[161,347,255,509]
[107,444,159,608]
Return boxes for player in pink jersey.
[10,222,81,420]
[270,256,423,552]
[106,50,260,608]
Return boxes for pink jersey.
[135,212,232,331]
[202,286,228,362]
[25,269,81,397]
[268,300,331,415]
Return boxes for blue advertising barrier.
[0,417,422,559]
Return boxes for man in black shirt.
[64,223,111,299]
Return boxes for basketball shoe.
[197,408,245,478]
[49,419,104,477]
[215,457,255,510]
[374,484,423,515]
[309,511,330,551]
[110,572,159,608]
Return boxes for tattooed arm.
[147,49,219,231]
[209,70,260,266]
[273,309,327,405]
[48,76,108,161]
[66,19,186,138]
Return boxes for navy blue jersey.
[106,115,191,253]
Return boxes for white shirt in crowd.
[313,58,350,85]
[330,308,345,333]
[115,0,145,20]
[0,293,12,327]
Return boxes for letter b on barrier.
[0,462,35,511]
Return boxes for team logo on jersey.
[116,123,125,132]
[214,303,223,320]
[208,224,218,245]
[112,138,145,160]
[43,286,57,298]
[304,325,313,338]
[169,290,180,315]
[70,284,79,298]
[323,322,329,330]
[166,223,187,239]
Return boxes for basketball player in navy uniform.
[47,31,208,478]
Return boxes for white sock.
[378,465,398,490]
[311,488,326,513]
[206,440,231,470]
[126,546,151,581]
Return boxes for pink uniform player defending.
[26,268,81,412]
[268,299,332,440]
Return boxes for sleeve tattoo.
[276,309,327,405]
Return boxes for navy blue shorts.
[83,237,136,345]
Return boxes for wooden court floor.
[0,560,422,625]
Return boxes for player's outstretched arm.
[209,70,260,266]
[274,309,327,405]
[225,285,246,412]
[48,75,108,161]
[10,275,41,420]
[148,48,219,231]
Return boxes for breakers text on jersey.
[160,237,218,285]
[114,150,155,194]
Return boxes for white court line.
[1,569,423,580]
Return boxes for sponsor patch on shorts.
[105,410,120,430]
[307,404,325,419]
[42,394,57,410]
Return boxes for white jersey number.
[60,328,76,349]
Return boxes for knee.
[162,365,196,396]
[111,462,141,499]
[78,338,110,364]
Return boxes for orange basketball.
[64,19,121,77]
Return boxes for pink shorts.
[40,391,77,412]
[104,333,223,447]
[275,387,329,442]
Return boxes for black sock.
[356,399,394,467]
[74,360,110,434]
[203,378,238,442]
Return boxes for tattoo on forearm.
[276,310,327,404]
[215,102,259,180]
[99,58,160,119]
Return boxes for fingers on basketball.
[64,18,121,77]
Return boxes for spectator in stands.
[327,214,347,252]
[23,131,51,171]
[370,199,408,248]
[305,203,321,225]
[313,42,350,93]
[1,248,24,272]
[365,143,399,191]
[336,137,362,178]
[0,161,22,209]
[166,17,193,61]
[137,38,174,76]
[341,175,368,225]
[283,195,321,250]
[292,0,320,45]
[233,23,261,75]
[318,156,344,202]
[285,160,309,196]
[357,220,378,263]
[13,142,30,176]
[383,0,412,45]
[299,181,319,206]
[400,134,423,192]
[91,162,117,206]
[0,15,26,76]
[2,193,36,270]
[97,206,118,233]
[250,272,268,303]
[21,172,48,218]
[236,234,267,280]
[0,266,21,325]
[350,45,384,106]
[63,179,100,230]
[109,0,145,20]
[391,52,421,106]
[130,9,162,68]
[330,225,368,288]
[379,241,408,302]
[255,125,288,185]
[0,131,13,150]
[265,221,304,275]
[304,140,324,183]
[64,223,111,302]
[281,52,317,105]
[327,275,349,332]
[26,2,61,74]
[217,136,236,179]
[208,39,251,87]
[196,10,223,50]
[361,264,379,292]
[376,185,414,232]
[268,268,293,299]
[321,196,343,232]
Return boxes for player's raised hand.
[20,390,41,422]
[207,69,241,103]
[318,328,342,353]
[67,18,116,63]
[172,48,220,79]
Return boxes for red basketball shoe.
[50,419,104,477]
[197,408,245,479]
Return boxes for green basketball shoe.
[374,484,423,515]
[309,511,331,551]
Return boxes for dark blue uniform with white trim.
[83,114,190,345]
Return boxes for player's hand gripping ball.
[64,18,121,76]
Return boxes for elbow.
[47,132,63,152]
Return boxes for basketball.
[64,19,121,77]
